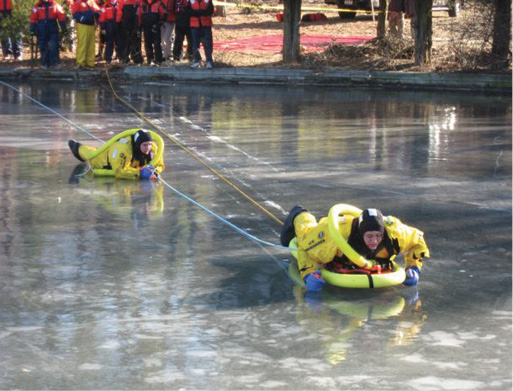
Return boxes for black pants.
[119,7,142,64]
[103,21,120,62]
[172,24,192,61]
[142,24,162,64]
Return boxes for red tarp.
[215,35,374,53]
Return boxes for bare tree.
[413,0,432,65]
[491,0,512,68]
[282,0,301,63]
[377,0,387,38]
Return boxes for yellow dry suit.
[77,131,165,180]
[294,210,429,279]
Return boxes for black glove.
[30,30,36,36]
[280,205,308,246]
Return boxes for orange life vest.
[189,0,212,28]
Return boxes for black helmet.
[358,208,384,236]
[133,129,153,151]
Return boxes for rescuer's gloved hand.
[140,166,154,180]
[147,164,158,178]
[404,266,420,286]
[304,271,325,291]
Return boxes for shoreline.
[0,65,511,93]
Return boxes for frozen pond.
[0,80,511,390]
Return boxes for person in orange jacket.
[99,0,120,62]
[72,0,101,68]
[138,0,166,65]
[29,0,67,68]
[187,0,213,69]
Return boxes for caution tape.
[214,0,383,14]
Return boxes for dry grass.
[213,0,510,74]
[2,0,510,74]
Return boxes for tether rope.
[103,67,284,226]
[0,79,104,143]
[158,176,289,250]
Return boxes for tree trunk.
[377,0,387,38]
[413,0,432,65]
[491,0,512,69]
[283,0,301,63]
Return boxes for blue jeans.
[191,26,212,63]
[37,21,60,66]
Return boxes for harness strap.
[367,274,374,288]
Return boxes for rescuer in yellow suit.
[68,129,165,180]
[280,205,430,291]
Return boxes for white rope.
[0,79,104,143]
[158,176,292,251]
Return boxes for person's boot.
[280,205,308,246]
[68,139,85,162]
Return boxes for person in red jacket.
[72,0,101,68]
[29,0,67,68]
[138,0,166,65]
[1,0,22,60]
[99,0,120,63]
[160,0,176,61]
[187,0,213,69]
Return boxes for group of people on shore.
[1,0,214,69]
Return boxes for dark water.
[0,80,511,390]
